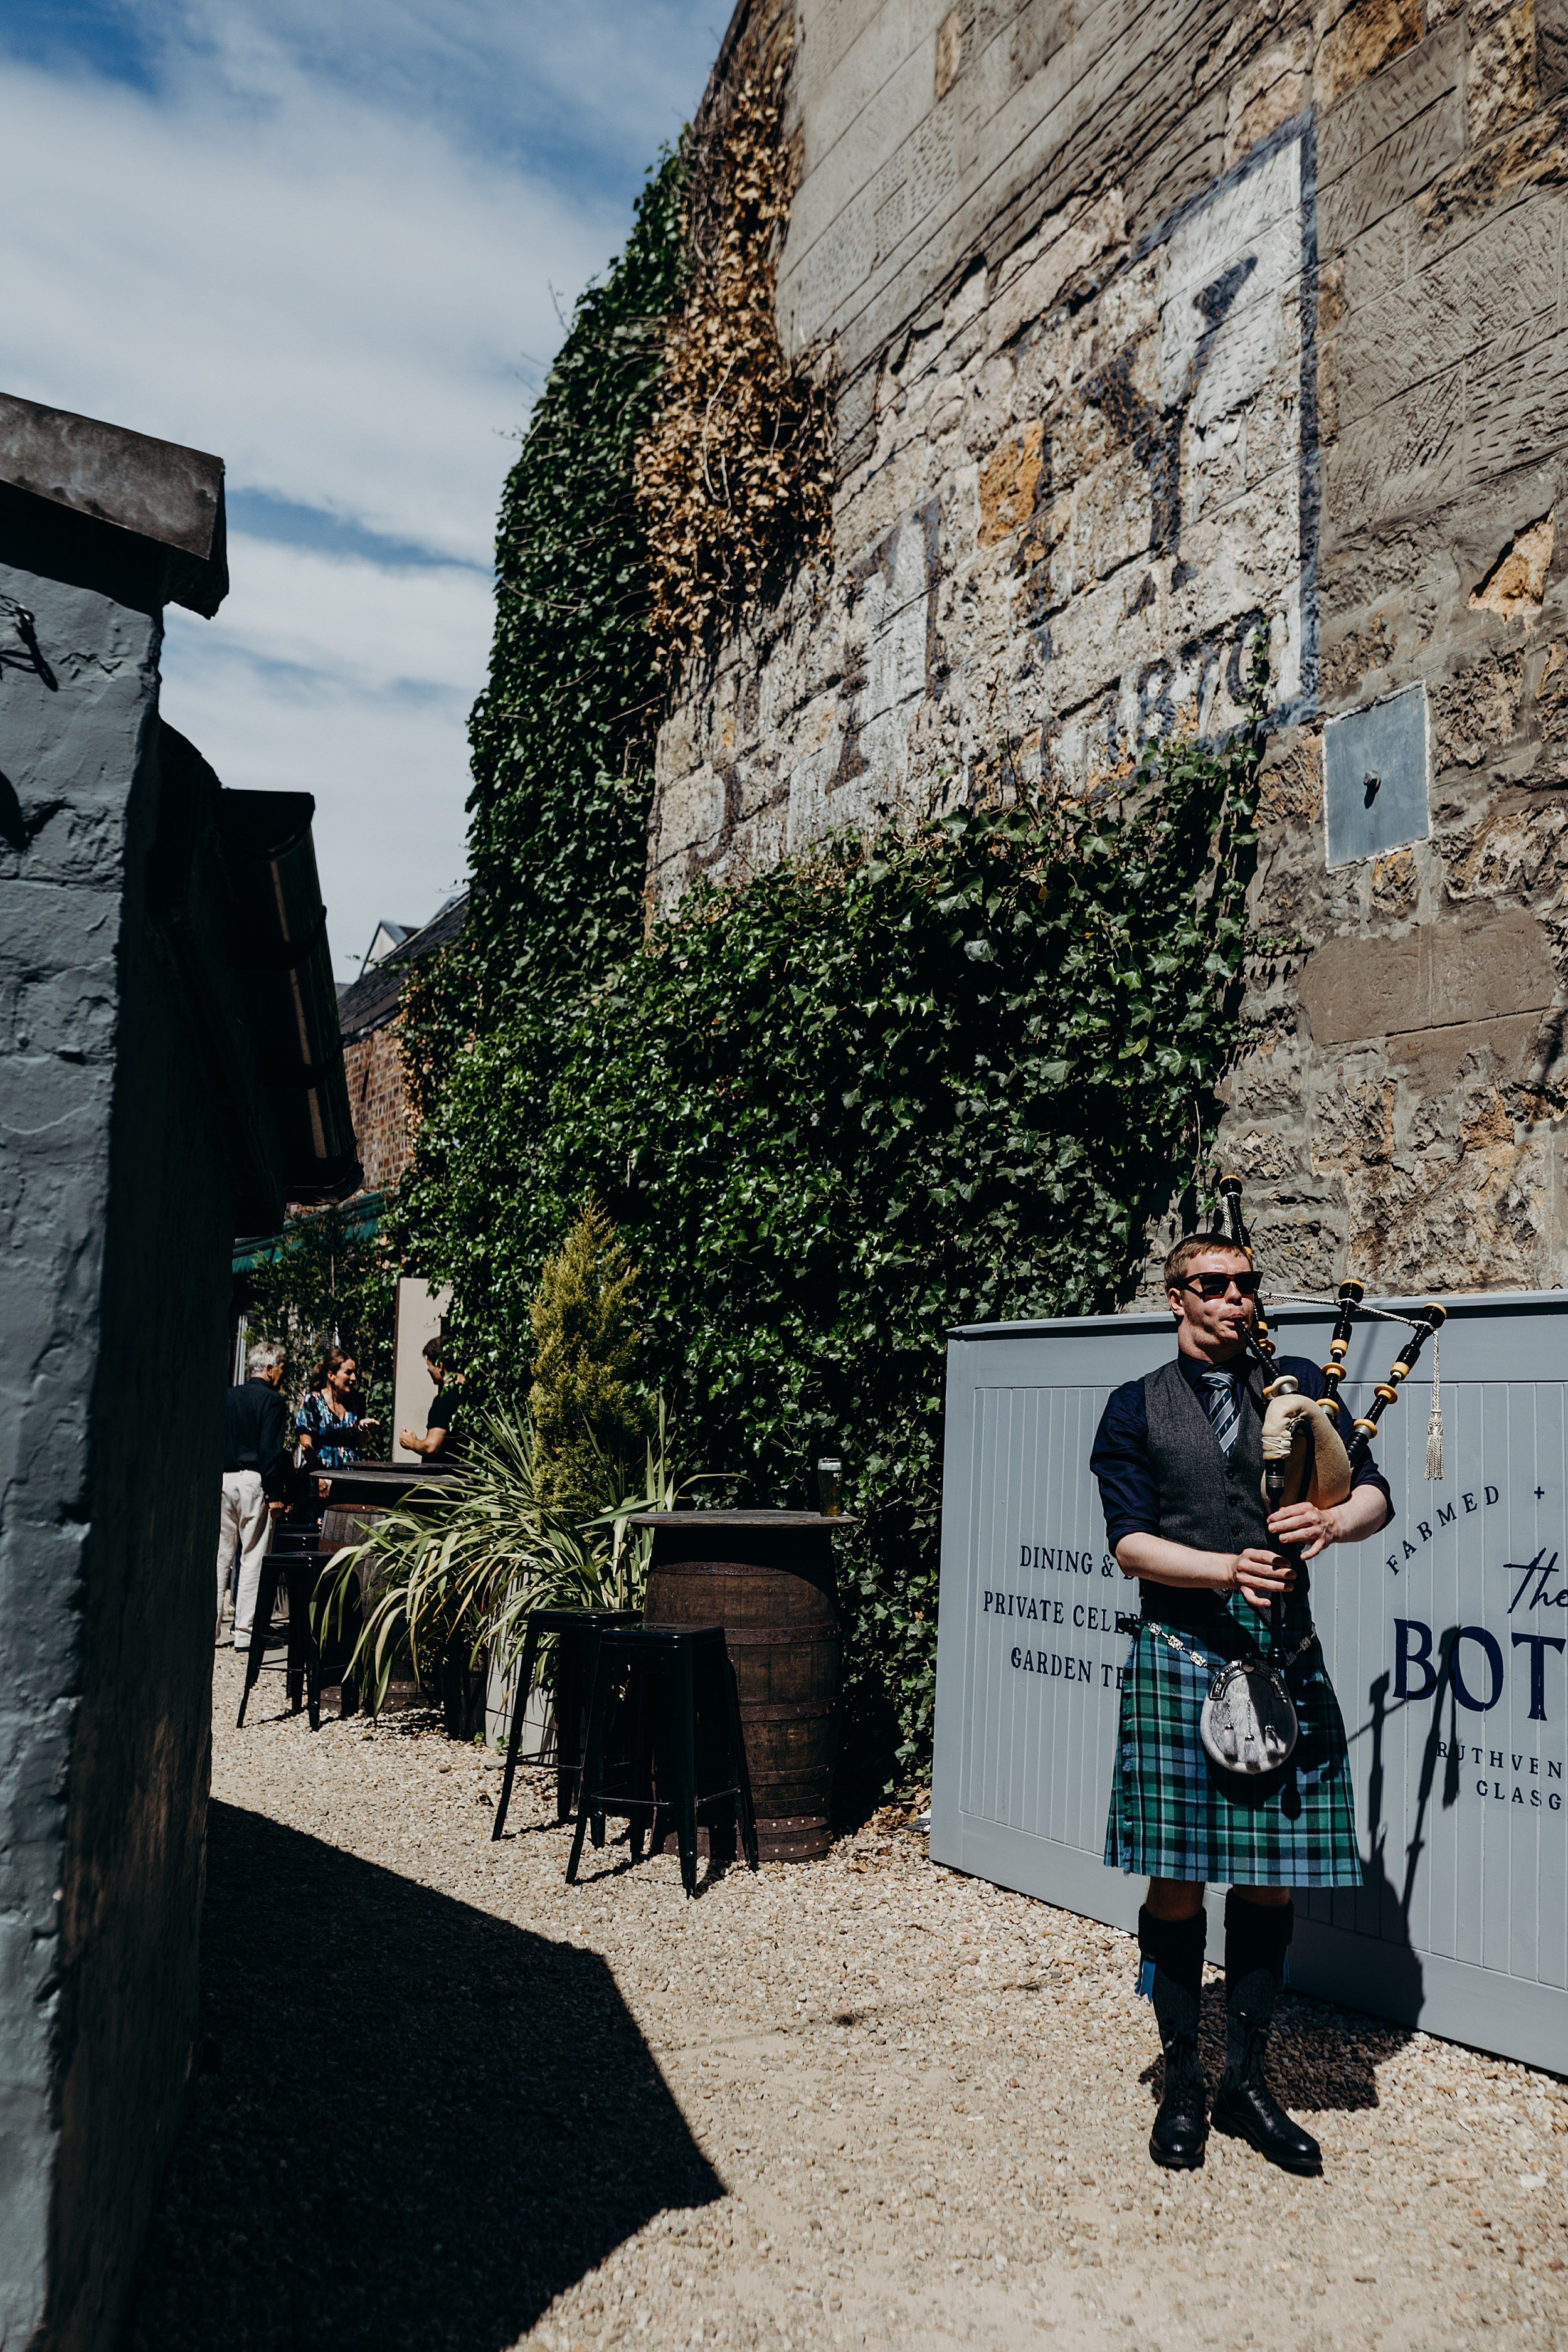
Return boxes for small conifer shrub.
[526,1201,648,1509]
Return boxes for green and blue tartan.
[1104,1595,1363,1887]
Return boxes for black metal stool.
[491,1607,641,1840]
[566,1623,759,1897]
[236,1539,327,1730]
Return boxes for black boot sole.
[1211,2101,1321,2174]
[1149,2136,1206,2170]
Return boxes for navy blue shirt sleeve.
[224,1379,292,1499]
[1089,1378,1158,1552]
[1089,1353,1394,1553]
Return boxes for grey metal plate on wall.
[1323,681,1429,869]
[929,1295,1568,2072]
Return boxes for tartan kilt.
[1104,1599,1363,1888]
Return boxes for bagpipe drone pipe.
[1210,1178,1448,1641]
[1214,1176,1446,1466]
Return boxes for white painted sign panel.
[930,1296,1568,2072]
[391,1276,452,1465]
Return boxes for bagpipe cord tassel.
[1426,1332,1445,1482]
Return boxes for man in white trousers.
[219,1342,290,1651]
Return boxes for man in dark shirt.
[220,1342,291,1651]
[398,1335,459,1464]
[1092,1356,1392,1559]
[1089,1233,1392,2176]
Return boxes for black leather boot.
[1210,1893,1322,2175]
[1138,1906,1208,2169]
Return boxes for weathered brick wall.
[342,1019,413,1196]
[652,0,1568,1296]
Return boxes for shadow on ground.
[1139,1987,1413,2116]
[124,1801,721,2352]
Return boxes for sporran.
[1199,1656,1298,1774]
[1148,1620,1315,1778]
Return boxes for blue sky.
[0,1,721,973]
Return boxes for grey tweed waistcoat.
[1140,1359,1274,1624]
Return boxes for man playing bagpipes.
[1089,1230,1394,2175]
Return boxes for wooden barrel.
[269,1528,358,1713]
[317,1499,415,1713]
[638,1510,852,1863]
[320,1468,450,1717]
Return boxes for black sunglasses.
[1176,1271,1261,1300]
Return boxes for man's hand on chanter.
[1265,1498,1337,1560]
[1231,1546,1298,1609]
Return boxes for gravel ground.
[127,1654,1568,2352]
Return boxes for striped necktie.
[1199,1370,1242,1459]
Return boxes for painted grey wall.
[0,516,228,2346]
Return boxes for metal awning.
[231,1190,385,1278]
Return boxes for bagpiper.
[1089,1231,1392,2173]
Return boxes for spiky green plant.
[314,1397,710,1716]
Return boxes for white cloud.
[131,1,721,192]
[0,53,609,562]
[161,616,475,977]
[162,534,492,972]
[194,534,494,696]
[0,8,714,984]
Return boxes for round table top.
[319,1465,453,1497]
[627,1509,859,1530]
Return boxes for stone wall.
[652,0,1568,1296]
[48,717,235,2352]
[0,547,139,2349]
[0,509,227,2345]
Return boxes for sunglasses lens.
[1196,1271,1259,1298]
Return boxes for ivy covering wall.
[245,1205,396,1422]
[395,77,1264,1791]
[408,145,688,1072]
[395,142,690,1366]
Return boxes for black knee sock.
[1138,1906,1206,2068]
[1223,1892,1293,2072]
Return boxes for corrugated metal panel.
[930,1296,1568,2070]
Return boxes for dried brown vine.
[634,66,835,669]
